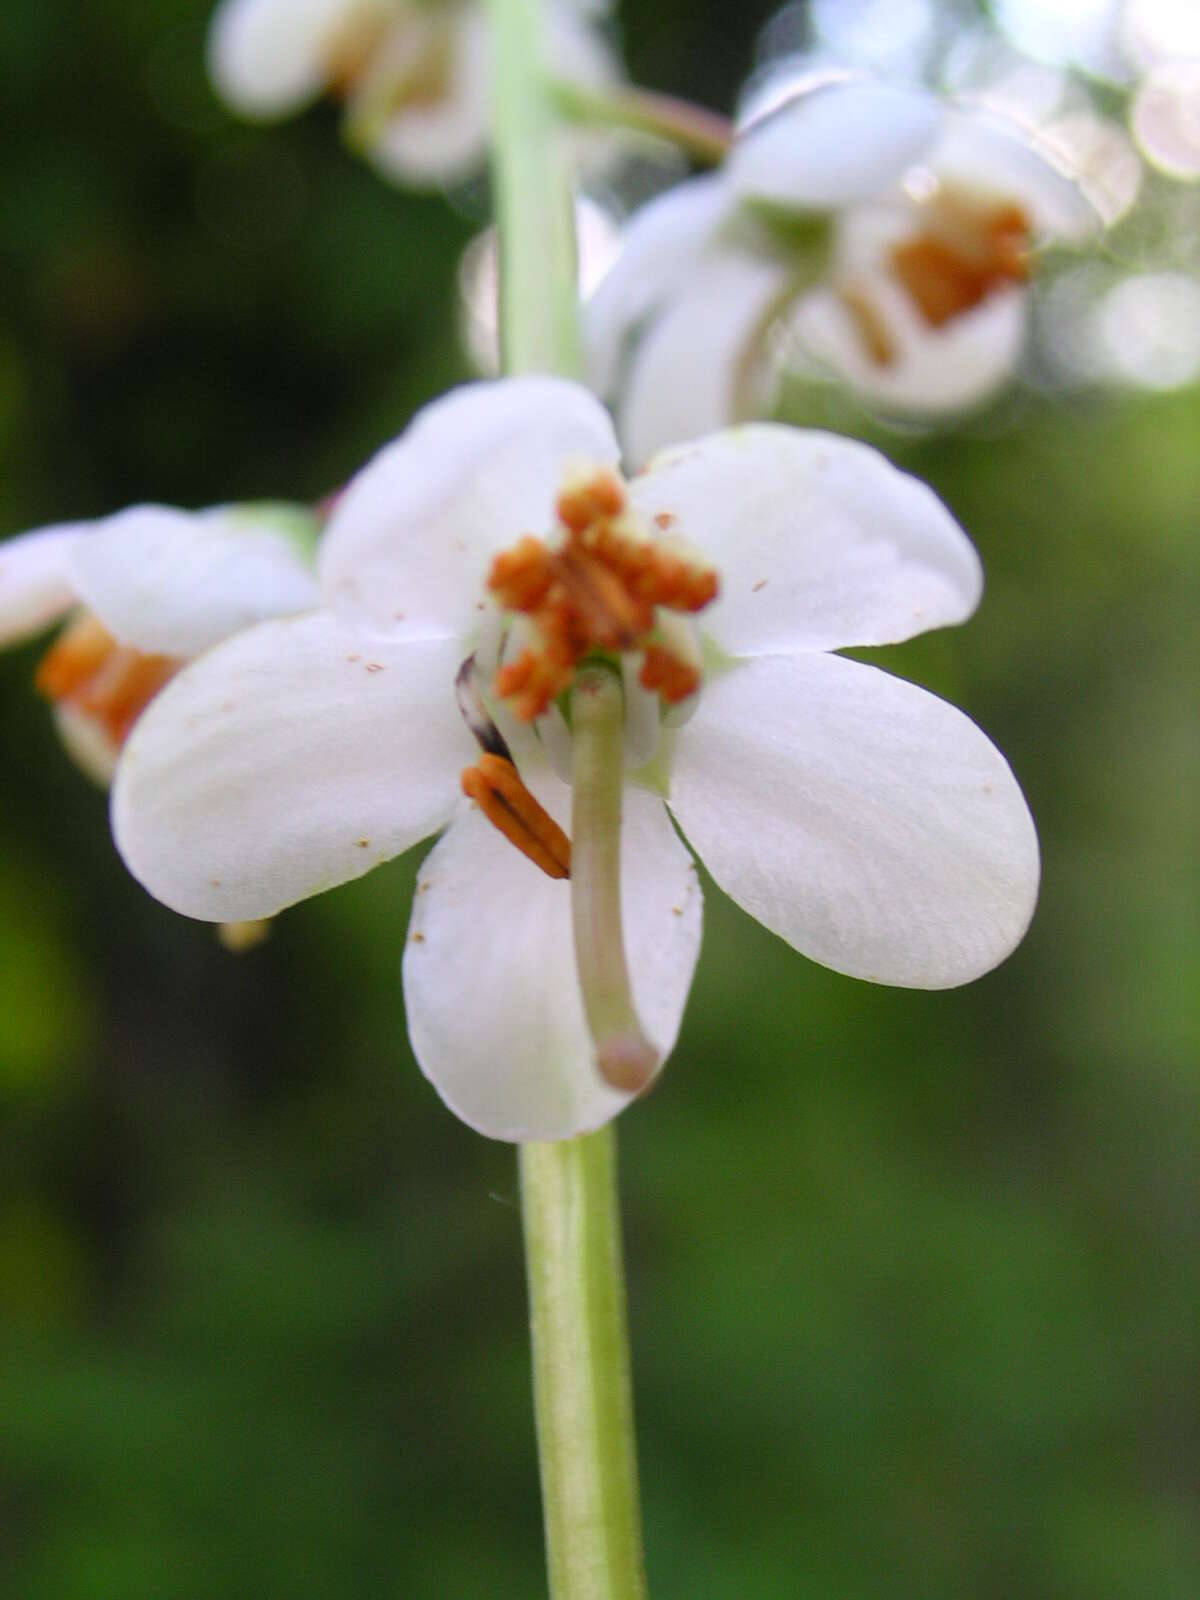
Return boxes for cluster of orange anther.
[487,471,718,723]
[35,612,181,749]
[461,753,571,880]
[890,192,1032,332]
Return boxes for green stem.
[551,78,733,167]
[489,0,582,378]
[488,3,649,1598]
[520,1129,648,1600]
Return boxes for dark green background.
[1,2,1197,1596]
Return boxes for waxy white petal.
[730,80,941,210]
[631,425,981,655]
[668,652,1039,989]
[364,7,492,188]
[404,782,702,1142]
[209,0,378,117]
[929,111,1097,241]
[113,612,472,923]
[319,378,620,636]
[793,274,1027,417]
[584,175,731,398]
[617,252,794,469]
[70,505,319,658]
[0,524,85,644]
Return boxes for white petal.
[319,378,620,636]
[929,111,1097,241]
[404,780,702,1142]
[112,612,472,922]
[668,652,1039,989]
[792,274,1027,416]
[617,251,793,469]
[68,504,320,658]
[630,425,981,655]
[729,80,941,210]
[54,704,119,787]
[0,524,85,644]
[208,0,378,118]
[363,8,492,188]
[584,175,732,399]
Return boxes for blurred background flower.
[0,1,1197,1597]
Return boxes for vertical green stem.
[520,1130,648,1600]
[489,0,582,379]
[488,1,649,1597]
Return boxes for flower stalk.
[520,1129,649,1600]
[550,78,733,166]
[488,0,650,1596]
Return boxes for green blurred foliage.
[0,2,1197,1597]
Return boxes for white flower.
[112,378,1038,1144]
[208,0,619,189]
[586,77,1093,464]
[0,503,319,782]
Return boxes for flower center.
[35,612,182,751]
[487,470,718,723]
[890,187,1032,331]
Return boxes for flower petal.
[616,251,794,469]
[70,505,320,657]
[930,111,1098,241]
[667,652,1039,988]
[362,7,492,188]
[630,425,981,655]
[730,80,941,210]
[404,780,702,1141]
[584,174,732,399]
[112,612,472,922]
[0,524,85,644]
[319,378,620,636]
[791,274,1027,417]
[208,0,375,118]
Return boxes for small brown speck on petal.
[410,931,426,944]
[752,579,768,592]
[365,662,384,673]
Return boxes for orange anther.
[486,470,719,721]
[461,753,571,879]
[36,612,182,748]
[890,192,1032,329]
[639,644,700,705]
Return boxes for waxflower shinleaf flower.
[0,503,320,784]
[586,76,1094,464]
[112,378,1040,1143]
[208,0,619,189]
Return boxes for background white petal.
[70,505,320,658]
[404,781,702,1142]
[930,111,1098,241]
[584,175,731,399]
[319,378,620,636]
[792,274,1027,417]
[0,524,85,644]
[617,251,793,469]
[667,652,1039,989]
[630,425,981,655]
[363,7,492,188]
[729,80,941,210]
[113,613,472,923]
[208,0,377,118]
